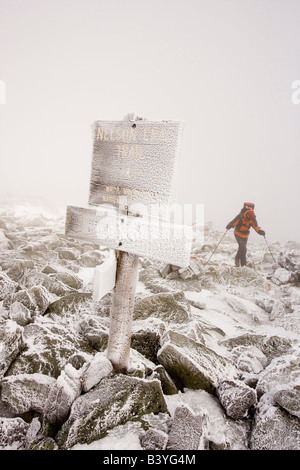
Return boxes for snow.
[71,429,142,451]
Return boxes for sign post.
[107,251,139,371]
[65,114,192,372]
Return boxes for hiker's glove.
[226,223,233,230]
[258,230,265,236]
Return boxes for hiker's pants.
[234,234,248,266]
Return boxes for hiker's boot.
[235,256,240,267]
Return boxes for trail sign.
[65,115,192,372]
[89,120,184,210]
[66,205,192,268]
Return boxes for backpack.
[235,203,256,234]
[242,202,255,213]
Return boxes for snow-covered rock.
[256,349,300,397]
[157,330,238,393]
[56,375,168,449]
[9,301,32,326]
[6,317,91,378]
[0,272,19,301]
[273,384,300,419]
[272,267,294,285]
[0,417,29,450]
[81,352,113,392]
[44,364,82,425]
[216,379,257,420]
[250,399,300,450]
[0,373,56,414]
[0,320,23,379]
[166,404,206,450]
[134,291,191,324]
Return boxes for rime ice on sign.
[65,205,192,268]
[89,120,185,209]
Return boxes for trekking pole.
[204,230,228,267]
[264,236,276,263]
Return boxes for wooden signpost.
[65,115,192,372]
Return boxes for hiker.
[226,203,265,267]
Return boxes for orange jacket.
[229,210,261,239]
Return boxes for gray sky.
[0,0,300,243]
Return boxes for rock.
[269,299,286,321]
[5,260,35,282]
[273,385,300,419]
[49,271,83,290]
[157,330,238,393]
[255,297,274,313]
[222,333,293,363]
[189,299,206,310]
[23,271,73,297]
[217,379,257,420]
[6,318,91,378]
[278,249,300,272]
[151,365,178,395]
[0,417,29,449]
[165,271,179,280]
[230,345,268,375]
[256,351,300,398]
[272,268,294,285]
[140,428,168,450]
[41,263,61,274]
[0,220,7,230]
[56,375,168,449]
[79,252,103,267]
[28,285,53,314]
[0,373,56,415]
[159,264,172,278]
[5,285,53,316]
[81,352,113,392]
[131,320,165,363]
[66,351,93,371]
[0,230,11,249]
[9,301,32,326]
[134,291,190,324]
[167,404,206,450]
[6,288,36,312]
[22,241,47,252]
[45,292,93,316]
[44,364,82,426]
[25,417,42,448]
[55,247,81,261]
[165,389,250,450]
[250,400,300,450]
[0,320,24,379]
[79,315,109,351]
[0,272,20,301]
[28,437,59,450]
[175,319,206,344]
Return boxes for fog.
[0,0,299,243]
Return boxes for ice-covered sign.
[89,120,184,209]
[66,205,192,268]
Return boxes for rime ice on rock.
[167,404,206,450]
